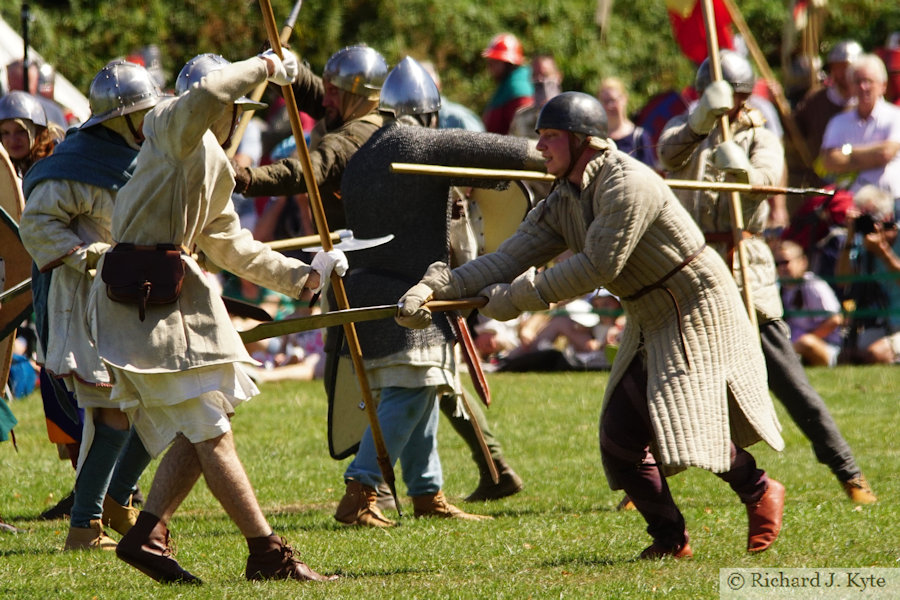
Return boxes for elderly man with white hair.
[820,53,900,203]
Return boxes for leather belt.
[622,244,707,369]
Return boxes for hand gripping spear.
[700,0,758,329]
[256,0,403,515]
[227,0,304,158]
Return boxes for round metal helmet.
[695,49,755,95]
[323,45,388,101]
[827,40,863,64]
[481,33,524,66]
[175,54,267,111]
[535,91,608,138]
[378,57,441,118]
[81,60,163,128]
[0,90,47,127]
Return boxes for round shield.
[0,145,28,395]
[467,180,535,255]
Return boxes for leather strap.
[622,244,707,370]
[450,312,491,407]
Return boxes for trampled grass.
[1,366,897,599]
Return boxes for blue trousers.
[344,386,443,497]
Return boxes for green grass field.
[1,366,897,599]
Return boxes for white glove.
[396,282,434,329]
[260,48,299,86]
[395,262,460,329]
[688,80,733,135]
[713,140,752,183]
[479,267,550,322]
[310,249,348,294]
[84,242,111,271]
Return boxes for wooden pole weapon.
[700,0,758,329]
[228,0,303,159]
[256,0,403,515]
[388,163,833,196]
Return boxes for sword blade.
[0,277,31,304]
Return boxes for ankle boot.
[465,457,524,502]
[246,534,338,581]
[412,490,492,521]
[116,511,201,584]
[746,479,785,553]
[334,480,396,527]
[102,495,139,536]
[64,519,117,551]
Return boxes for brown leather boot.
[412,491,492,521]
[334,480,396,527]
[639,541,693,559]
[465,458,524,502]
[842,474,877,504]
[746,479,785,553]
[116,511,201,584]
[64,519,117,551]
[246,534,338,581]
[102,495,139,536]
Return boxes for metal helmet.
[481,33,524,66]
[695,49,756,95]
[0,90,47,127]
[827,40,863,65]
[81,60,164,128]
[323,45,388,101]
[535,91,608,138]
[175,53,267,111]
[378,57,441,119]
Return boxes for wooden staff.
[701,0,758,328]
[228,0,303,159]
[720,0,815,168]
[389,163,834,196]
[257,0,402,515]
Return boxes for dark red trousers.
[600,355,768,548]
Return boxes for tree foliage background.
[2,0,899,116]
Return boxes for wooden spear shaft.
[228,0,303,158]
[700,0,758,329]
[257,0,403,516]
[389,162,833,196]
[719,0,815,168]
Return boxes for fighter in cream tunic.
[87,57,313,436]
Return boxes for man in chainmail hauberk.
[396,91,787,559]
[657,50,876,504]
[332,57,545,527]
[232,44,387,232]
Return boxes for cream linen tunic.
[447,143,783,474]
[22,180,114,387]
[657,107,786,321]
[88,57,312,406]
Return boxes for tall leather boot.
[334,480,396,527]
[245,534,338,581]
[746,479,785,553]
[465,457,524,502]
[116,511,201,584]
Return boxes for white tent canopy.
[0,16,91,123]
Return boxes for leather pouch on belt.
[101,243,184,321]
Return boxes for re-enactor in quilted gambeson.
[397,91,786,559]
[658,50,876,505]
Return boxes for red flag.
[667,0,734,65]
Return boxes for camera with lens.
[855,213,877,235]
